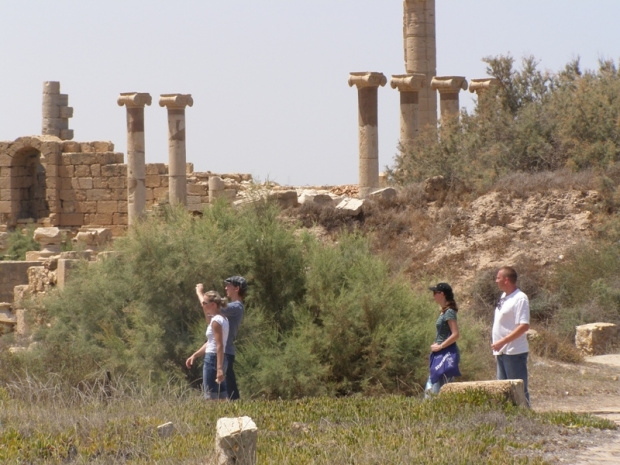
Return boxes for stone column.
[469,78,499,110]
[159,94,194,206]
[42,81,74,140]
[348,72,387,198]
[403,0,437,129]
[117,92,152,226]
[390,73,427,149]
[430,76,468,120]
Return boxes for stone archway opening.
[12,147,49,223]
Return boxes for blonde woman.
[186,291,230,400]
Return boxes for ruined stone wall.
[1,135,252,236]
[0,261,40,303]
[57,142,126,231]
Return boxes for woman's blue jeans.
[203,353,228,400]
[424,375,453,398]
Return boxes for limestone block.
[15,308,29,336]
[0,302,16,333]
[188,183,208,196]
[97,201,119,214]
[75,165,91,177]
[575,323,619,355]
[369,187,397,201]
[145,174,161,188]
[336,198,365,216]
[157,422,175,438]
[57,258,80,289]
[77,177,93,189]
[440,380,528,407]
[74,228,112,252]
[215,416,257,465]
[112,213,128,225]
[27,266,54,293]
[13,285,29,307]
[59,213,84,226]
[298,190,334,207]
[269,190,298,209]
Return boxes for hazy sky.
[2,1,619,186]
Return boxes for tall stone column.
[403,0,437,129]
[117,92,152,226]
[348,72,387,198]
[42,81,74,140]
[390,73,427,150]
[430,76,468,120]
[159,94,193,206]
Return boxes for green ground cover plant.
[0,381,615,464]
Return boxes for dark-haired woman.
[425,282,460,398]
[186,291,230,400]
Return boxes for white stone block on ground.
[215,416,257,465]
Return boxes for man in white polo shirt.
[492,266,531,406]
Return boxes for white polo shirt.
[492,288,530,355]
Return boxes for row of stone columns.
[349,72,496,197]
[117,93,193,226]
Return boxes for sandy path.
[558,354,620,464]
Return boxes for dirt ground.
[530,353,620,464]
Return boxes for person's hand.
[216,369,225,384]
[431,342,442,352]
[185,355,195,369]
[196,283,204,294]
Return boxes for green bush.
[389,55,620,191]
[2,225,39,260]
[5,202,471,399]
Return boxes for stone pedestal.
[348,72,387,198]
[215,416,257,465]
[430,76,468,120]
[33,227,62,257]
[390,74,427,149]
[403,0,437,129]
[117,93,152,226]
[42,81,74,140]
[159,94,193,206]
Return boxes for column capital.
[117,92,152,108]
[159,94,194,109]
[431,76,468,93]
[469,78,499,94]
[348,72,387,89]
[390,73,426,92]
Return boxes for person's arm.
[195,283,205,303]
[431,319,459,352]
[212,320,226,384]
[491,323,530,352]
[185,342,207,369]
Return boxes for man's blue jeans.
[496,352,530,406]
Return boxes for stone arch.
[0,136,61,226]
[12,146,49,222]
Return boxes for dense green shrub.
[4,202,471,399]
[389,55,620,191]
